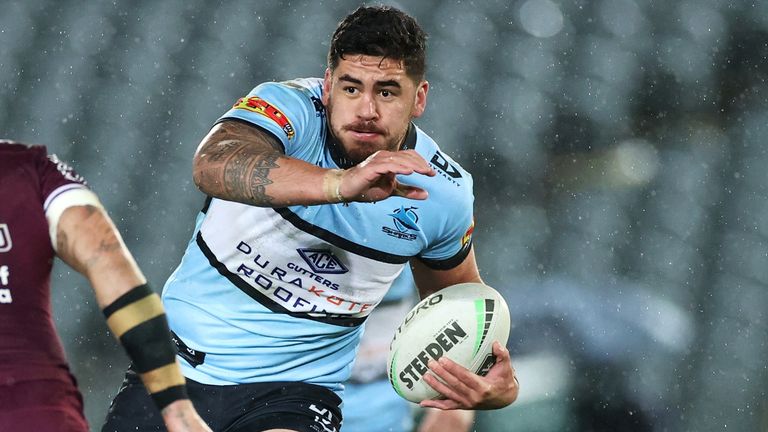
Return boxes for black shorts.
[101,368,343,432]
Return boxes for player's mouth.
[350,131,382,141]
[345,123,385,141]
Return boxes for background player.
[0,141,211,432]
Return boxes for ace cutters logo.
[297,248,348,274]
[0,224,11,252]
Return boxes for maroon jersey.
[0,141,89,384]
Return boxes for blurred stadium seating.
[2,1,767,430]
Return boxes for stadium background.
[2,0,767,430]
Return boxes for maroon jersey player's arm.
[55,204,211,432]
[55,205,144,306]
[53,205,211,432]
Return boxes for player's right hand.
[161,399,213,432]
[338,149,436,202]
[419,341,519,410]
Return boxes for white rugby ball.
[386,282,510,403]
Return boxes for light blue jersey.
[162,78,475,395]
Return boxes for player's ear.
[322,68,332,106]
[411,80,429,118]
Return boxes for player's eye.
[343,87,358,95]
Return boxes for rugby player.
[103,6,518,432]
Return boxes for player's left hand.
[162,399,213,432]
[419,341,519,410]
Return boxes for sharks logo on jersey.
[382,206,420,241]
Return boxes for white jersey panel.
[199,198,404,318]
[163,213,365,390]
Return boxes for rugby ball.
[386,283,510,403]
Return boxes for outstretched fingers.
[398,149,436,176]
[342,150,435,202]
[379,150,434,200]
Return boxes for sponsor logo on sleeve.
[382,206,420,241]
[233,96,295,140]
[461,219,474,251]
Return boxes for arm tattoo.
[83,222,122,270]
[56,204,99,256]
[56,205,118,273]
[56,230,72,262]
[197,121,284,205]
[222,142,281,204]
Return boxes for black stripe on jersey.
[272,207,411,264]
[400,123,417,150]
[201,196,212,214]
[417,240,473,270]
[196,232,368,327]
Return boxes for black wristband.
[121,315,178,373]
[151,385,189,412]
[103,283,187,411]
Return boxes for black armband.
[103,284,187,411]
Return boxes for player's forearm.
[418,409,475,432]
[57,205,191,412]
[55,205,146,307]
[192,121,335,207]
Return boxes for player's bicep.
[195,119,285,160]
[192,120,285,198]
[411,246,482,299]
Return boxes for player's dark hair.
[328,5,427,81]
